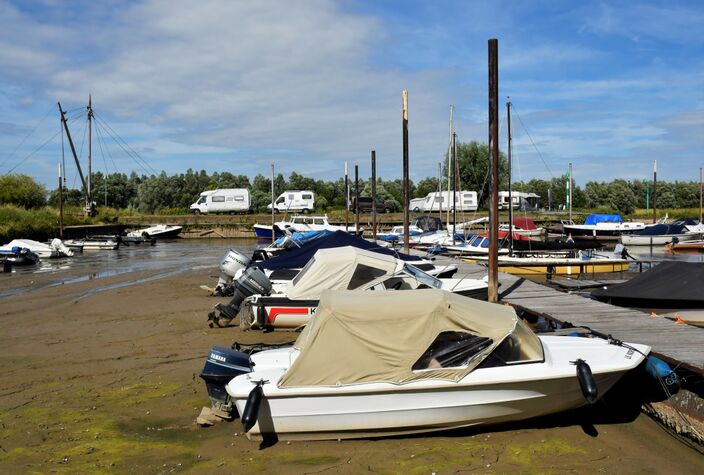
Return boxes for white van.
[422,191,478,212]
[190,188,251,214]
[267,190,315,213]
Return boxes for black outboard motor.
[199,346,254,419]
[208,266,273,327]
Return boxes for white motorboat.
[254,215,360,239]
[236,246,488,330]
[0,238,73,258]
[222,289,649,441]
[126,224,182,239]
[64,238,120,250]
[562,214,645,238]
[620,223,700,246]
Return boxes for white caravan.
[423,191,478,212]
[190,188,251,214]
[267,190,315,213]
[498,191,540,210]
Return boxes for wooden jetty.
[427,253,704,375]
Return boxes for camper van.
[267,190,315,213]
[422,191,478,212]
[190,188,251,214]
[498,191,540,211]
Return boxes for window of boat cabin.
[313,218,324,225]
[413,331,492,370]
[477,319,544,368]
[292,257,316,286]
[347,264,388,289]
[212,195,225,202]
[470,236,483,247]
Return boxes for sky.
[0,0,702,189]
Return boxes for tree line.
[1,140,701,216]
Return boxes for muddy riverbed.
[1,241,703,473]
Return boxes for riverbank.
[1,266,702,473]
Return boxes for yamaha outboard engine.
[199,346,253,419]
[208,266,272,327]
[214,248,252,296]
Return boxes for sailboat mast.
[487,39,500,303]
[507,100,513,257]
[700,167,703,223]
[87,96,93,215]
[452,132,457,245]
[446,105,453,229]
[57,102,88,194]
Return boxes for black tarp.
[591,261,704,308]
[413,216,444,232]
[630,223,687,236]
[258,230,423,270]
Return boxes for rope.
[0,104,54,171]
[511,104,555,179]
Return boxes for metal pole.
[568,163,573,222]
[58,163,64,239]
[446,105,453,229]
[344,162,349,232]
[402,90,410,253]
[653,160,657,223]
[699,167,702,224]
[371,150,377,241]
[271,163,275,243]
[452,132,457,245]
[507,100,513,257]
[355,165,360,235]
[487,39,500,303]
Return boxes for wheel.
[302,208,309,214]
[385,208,392,213]
[193,209,201,215]
[229,211,236,215]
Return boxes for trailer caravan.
[190,189,251,214]
[422,191,478,212]
[498,191,540,211]
[267,190,315,213]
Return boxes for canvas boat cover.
[591,261,704,308]
[278,289,519,388]
[258,230,422,270]
[285,247,402,300]
[631,223,688,236]
[512,217,538,230]
[584,214,623,225]
[413,215,444,232]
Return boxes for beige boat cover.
[278,289,518,388]
[285,247,402,300]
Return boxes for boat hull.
[621,233,700,246]
[253,224,284,239]
[236,371,626,441]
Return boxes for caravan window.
[212,196,225,202]
[288,194,295,200]
[302,194,312,200]
[234,196,244,201]
[413,331,492,370]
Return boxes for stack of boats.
[196,226,675,442]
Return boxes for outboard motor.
[199,346,254,419]
[208,266,272,327]
[50,238,74,257]
[214,249,252,296]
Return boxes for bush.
[0,205,57,242]
[0,174,47,208]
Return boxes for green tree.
[608,180,638,215]
[0,174,47,208]
[415,177,440,198]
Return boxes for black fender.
[573,358,598,404]
[241,381,265,432]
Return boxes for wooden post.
[506,99,513,257]
[58,163,64,239]
[371,150,377,241]
[402,90,410,253]
[452,132,457,245]
[355,165,360,235]
[653,160,657,223]
[271,163,275,243]
[568,163,573,222]
[487,39,499,303]
[344,162,349,232]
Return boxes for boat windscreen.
[413,331,492,370]
[478,319,544,368]
[402,264,441,289]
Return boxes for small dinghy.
[126,224,182,239]
[0,247,40,266]
[0,238,73,258]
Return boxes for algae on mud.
[0,265,702,474]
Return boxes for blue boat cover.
[632,223,687,236]
[584,214,622,225]
[258,230,423,270]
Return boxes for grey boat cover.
[591,261,704,308]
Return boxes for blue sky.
[0,0,702,189]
